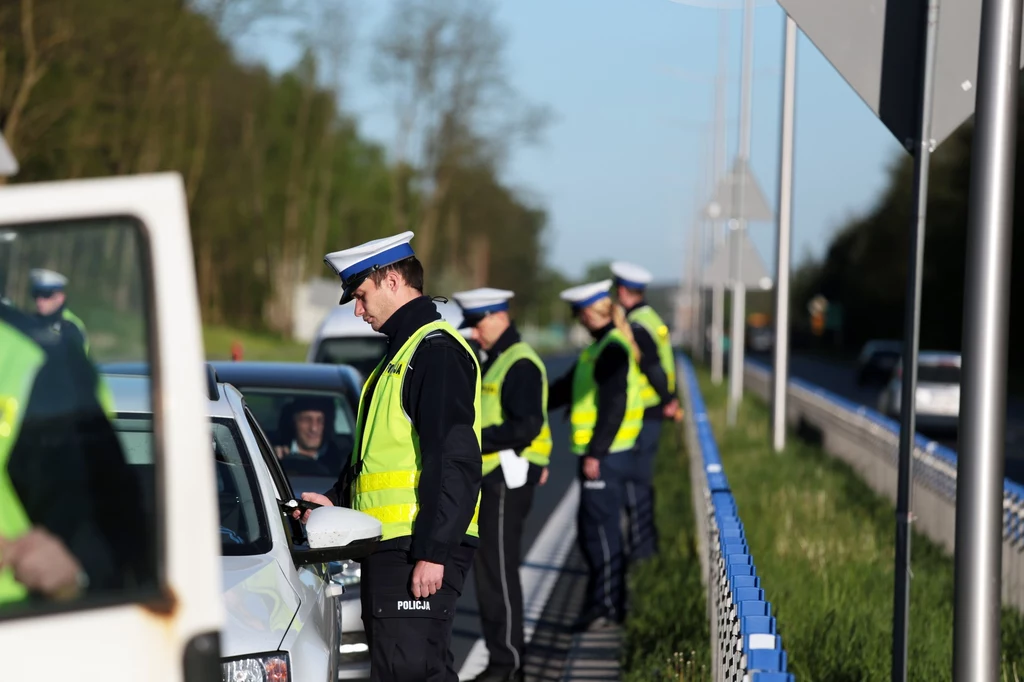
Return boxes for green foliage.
[621,426,711,681]
[696,368,1024,681]
[1,0,555,336]
[203,324,308,361]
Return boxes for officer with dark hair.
[294,231,483,682]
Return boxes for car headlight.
[330,559,361,587]
[221,652,290,682]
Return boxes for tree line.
[0,0,566,333]
[790,87,1024,363]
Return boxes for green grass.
[697,368,1024,681]
[202,324,309,362]
[622,426,711,681]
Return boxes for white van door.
[0,173,223,681]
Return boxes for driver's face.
[294,409,325,451]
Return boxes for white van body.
[306,300,469,379]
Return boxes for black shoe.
[467,666,523,682]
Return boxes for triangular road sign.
[701,229,773,289]
[704,157,773,223]
[0,134,18,177]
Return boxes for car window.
[314,336,388,377]
[109,413,271,556]
[0,218,161,618]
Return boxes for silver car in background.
[876,351,961,434]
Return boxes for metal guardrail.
[743,358,1024,613]
[679,356,796,682]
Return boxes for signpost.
[777,0,1024,677]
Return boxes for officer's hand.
[0,528,83,600]
[540,467,549,486]
[292,492,332,522]
[583,456,600,480]
[663,399,680,420]
[411,560,444,599]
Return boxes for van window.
[0,218,160,619]
[314,336,388,377]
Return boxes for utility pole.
[710,7,729,386]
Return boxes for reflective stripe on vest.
[570,329,644,455]
[0,321,46,605]
[628,305,677,408]
[480,341,552,476]
[351,320,482,541]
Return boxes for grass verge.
[697,367,1024,681]
[621,425,711,681]
[203,324,309,362]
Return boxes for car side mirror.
[291,506,382,566]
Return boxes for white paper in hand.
[498,449,529,489]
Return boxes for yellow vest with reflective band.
[59,310,115,417]
[481,341,552,476]
[351,320,482,542]
[62,308,89,355]
[570,329,645,455]
[0,321,46,605]
[628,305,677,408]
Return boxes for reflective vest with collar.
[570,328,644,455]
[627,304,678,408]
[350,320,482,542]
[0,320,46,604]
[480,341,552,476]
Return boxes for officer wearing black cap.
[610,261,680,564]
[294,231,483,682]
[452,287,551,682]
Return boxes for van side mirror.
[291,506,382,565]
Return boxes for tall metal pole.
[892,0,941,678]
[771,15,797,453]
[952,0,1022,673]
[693,130,710,363]
[710,8,729,386]
[727,0,754,426]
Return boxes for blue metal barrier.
[680,356,797,682]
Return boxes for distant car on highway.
[876,351,961,434]
[306,299,469,379]
[856,339,903,386]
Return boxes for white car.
[307,300,469,377]
[876,351,962,434]
[103,366,383,681]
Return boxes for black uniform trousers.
[624,418,662,563]
[577,448,635,620]
[360,544,475,682]
[474,469,536,673]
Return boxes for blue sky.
[242,0,908,284]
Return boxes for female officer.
[548,279,644,633]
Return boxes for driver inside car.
[273,396,346,474]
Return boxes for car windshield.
[919,363,961,384]
[238,388,354,481]
[314,336,387,377]
[110,414,270,556]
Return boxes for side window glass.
[0,219,160,619]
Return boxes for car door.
[242,405,340,675]
[0,173,223,682]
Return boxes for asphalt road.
[753,350,1024,485]
[448,352,581,673]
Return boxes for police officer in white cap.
[451,287,551,682]
[548,279,644,632]
[610,261,680,564]
[29,268,90,354]
[292,231,483,682]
